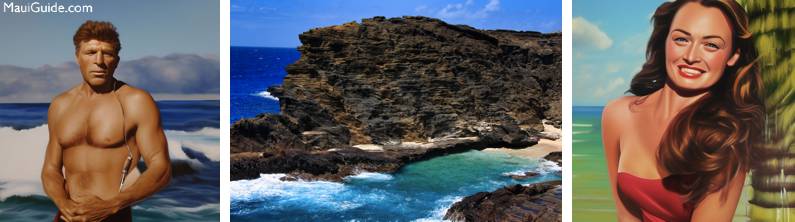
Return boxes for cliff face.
[232,16,561,154]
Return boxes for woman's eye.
[674,37,688,44]
[705,43,720,50]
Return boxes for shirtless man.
[41,20,171,222]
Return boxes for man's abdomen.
[63,144,137,201]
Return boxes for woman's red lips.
[677,64,705,79]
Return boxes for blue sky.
[573,0,665,106]
[231,0,562,47]
[0,0,219,101]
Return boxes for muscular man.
[41,20,171,222]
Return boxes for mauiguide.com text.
[3,2,92,13]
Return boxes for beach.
[484,121,562,159]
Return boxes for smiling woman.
[601,0,763,221]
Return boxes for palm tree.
[739,1,795,221]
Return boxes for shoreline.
[483,122,562,159]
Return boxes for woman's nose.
[683,44,701,64]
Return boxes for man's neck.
[79,78,118,97]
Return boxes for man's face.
[76,39,119,87]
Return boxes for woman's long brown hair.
[628,0,764,204]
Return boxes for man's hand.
[55,200,79,222]
[61,195,120,222]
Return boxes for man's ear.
[727,49,740,67]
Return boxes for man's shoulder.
[118,84,159,116]
[118,84,154,103]
[49,86,80,109]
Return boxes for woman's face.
[665,2,740,92]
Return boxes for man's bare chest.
[55,99,128,148]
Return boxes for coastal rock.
[231,16,561,180]
[444,180,562,222]
[544,151,562,167]
[229,136,533,181]
[506,171,540,180]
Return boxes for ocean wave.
[253,90,279,101]
[344,172,394,181]
[535,159,563,174]
[231,173,360,214]
[411,195,461,222]
[572,130,591,135]
[133,202,219,220]
[0,125,218,200]
[500,158,562,178]
[231,172,417,216]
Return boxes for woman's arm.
[691,169,747,222]
[602,98,641,222]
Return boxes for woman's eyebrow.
[671,29,691,36]
[703,35,726,43]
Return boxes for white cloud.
[593,77,626,98]
[606,63,622,73]
[438,0,500,19]
[415,5,429,13]
[573,17,612,50]
[620,31,651,55]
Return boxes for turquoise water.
[572,106,616,221]
[230,150,561,221]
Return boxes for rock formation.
[231,16,561,181]
[444,180,562,222]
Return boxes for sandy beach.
[483,122,562,159]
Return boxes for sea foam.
[253,90,279,101]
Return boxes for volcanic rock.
[544,151,562,167]
[231,16,561,180]
[444,180,562,222]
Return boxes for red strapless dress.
[617,172,693,222]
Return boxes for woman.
[602,0,763,221]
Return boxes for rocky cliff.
[231,16,561,180]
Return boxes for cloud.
[415,5,429,13]
[573,17,612,50]
[620,31,651,55]
[606,63,622,74]
[593,77,626,98]
[437,0,500,19]
[0,54,219,102]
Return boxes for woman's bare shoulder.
[603,96,639,121]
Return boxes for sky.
[231,0,562,47]
[0,0,219,101]
[573,0,665,106]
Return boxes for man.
[41,20,171,222]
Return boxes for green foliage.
[741,0,795,219]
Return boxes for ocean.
[230,46,300,123]
[571,106,614,221]
[230,150,562,221]
[230,46,561,221]
[0,100,220,221]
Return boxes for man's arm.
[41,96,78,217]
[111,89,172,209]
